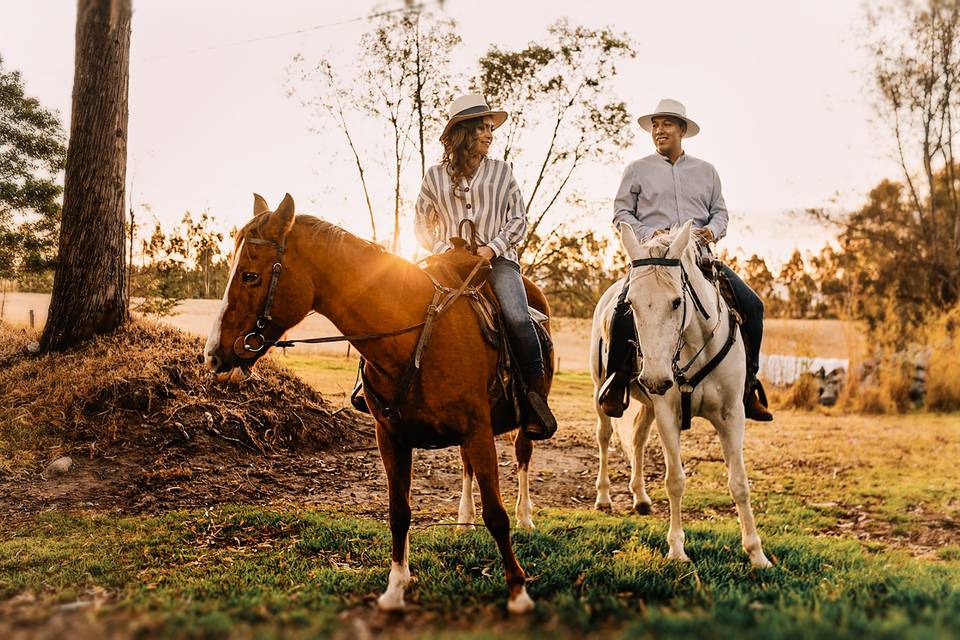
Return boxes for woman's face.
[473,115,495,156]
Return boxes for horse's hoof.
[594,501,613,512]
[507,586,535,614]
[667,550,691,563]
[633,501,652,515]
[750,554,773,569]
[377,592,406,611]
[516,518,535,530]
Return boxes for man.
[600,98,773,422]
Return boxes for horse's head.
[203,193,315,379]
[618,220,696,395]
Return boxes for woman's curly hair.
[441,118,486,200]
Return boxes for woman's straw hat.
[439,94,508,142]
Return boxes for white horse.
[590,221,771,568]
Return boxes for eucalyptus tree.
[41,0,131,352]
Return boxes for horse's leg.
[655,411,690,562]
[514,432,535,530]
[594,395,615,511]
[714,415,773,568]
[630,404,655,515]
[457,446,476,531]
[376,423,414,611]
[466,430,533,614]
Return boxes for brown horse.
[204,193,552,614]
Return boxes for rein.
[624,252,739,430]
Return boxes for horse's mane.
[235,212,392,264]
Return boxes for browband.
[631,257,681,267]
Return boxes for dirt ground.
[0,313,951,561]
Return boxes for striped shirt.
[414,157,527,264]
[613,153,728,242]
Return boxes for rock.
[45,456,73,476]
[26,341,40,354]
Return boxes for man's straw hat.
[637,98,700,138]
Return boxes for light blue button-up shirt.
[613,152,728,242]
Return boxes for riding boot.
[598,301,637,418]
[744,377,773,422]
[521,376,558,441]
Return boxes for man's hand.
[477,246,495,260]
[695,228,715,244]
[652,228,669,238]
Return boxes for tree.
[0,56,67,281]
[742,254,785,318]
[866,0,960,303]
[778,250,816,319]
[181,211,223,299]
[40,0,131,352]
[290,9,459,252]
[525,225,621,318]
[288,57,379,242]
[131,221,186,317]
[476,20,636,266]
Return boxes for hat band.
[452,104,491,118]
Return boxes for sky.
[1,0,903,268]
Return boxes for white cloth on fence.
[759,354,848,387]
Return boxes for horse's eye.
[241,272,260,284]
[672,297,682,310]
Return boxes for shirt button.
[466,203,472,209]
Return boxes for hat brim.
[637,111,700,138]
[439,110,508,142]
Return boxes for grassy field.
[3,507,959,639]
[3,348,958,638]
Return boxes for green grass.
[3,507,959,639]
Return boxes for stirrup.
[350,359,371,414]
[522,391,557,440]
[598,373,629,418]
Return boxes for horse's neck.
[296,229,432,370]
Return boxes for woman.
[414,94,556,440]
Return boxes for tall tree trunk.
[40,0,131,352]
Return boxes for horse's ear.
[667,220,694,258]
[252,193,270,217]
[272,193,296,237]
[619,223,643,261]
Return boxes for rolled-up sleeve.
[705,166,728,241]
[414,171,449,254]
[613,164,655,242]
[488,171,527,257]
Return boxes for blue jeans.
[488,257,545,386]
[719,264,764,385]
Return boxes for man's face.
[651,115,685,156]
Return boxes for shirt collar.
[658,150,686,165]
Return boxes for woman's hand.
[477,246,495,260]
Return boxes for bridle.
[622,252,740,429]
[232,236,287,358]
